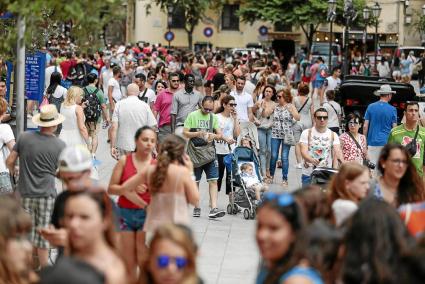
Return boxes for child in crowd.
[240,162,268,204]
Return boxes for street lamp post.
[371,2,382,71]
[328,0,337,70]
[363,7,370,61]
[343,0,357,76]
[167,5,174,48]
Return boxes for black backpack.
[82,87,102,122]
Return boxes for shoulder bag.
[405,126,420,157]
[346,132,372,167]
[283,105,296,146]
[187,114,217,168]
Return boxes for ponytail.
[150,151,170,193]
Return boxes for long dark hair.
[262,85,277,101]
[46,71,62,95]
[341,199,415,284]
[134,126,156,152]
[378,143,425,205]
[258,196,306,284]
[216,95,235,114]
[150,134,186,192]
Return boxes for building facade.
[127,0,425,51]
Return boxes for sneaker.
[295,163,302,169]
[193,207,201,217]
[281,180,288,187]
[209,208,225,219]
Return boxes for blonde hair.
[63,86,83,106]
[139,224,198,284]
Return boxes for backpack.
[319,64,328,78]
[82,87,102,122]
[68,63,87,86]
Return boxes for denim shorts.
[0,172,12,194]
[119,207,147,232]
[312,80,324,89]
[194,160,219,182]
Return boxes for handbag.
[405,126,419,157]
[283,130,296,146]
[186,114,216,168]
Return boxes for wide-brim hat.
[374,84,396,96]
[32,104,65,127]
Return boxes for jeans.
[301,174,311,186]
[258,128,272,176]
[270,138,291,181]
[217,154,231,194]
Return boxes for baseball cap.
[58,145,93,173]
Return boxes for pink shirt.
[154,89,173,127]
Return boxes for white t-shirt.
[215,113,235,155]
[108,77,122,102]
[139,88,156,105]
[44,65,62,90]
[230,90,254,122]
[0,124,15,172]
[299,127,340,176]
[322,101,341,128]
[243,80,256,96]
[324,76,341,93]
[101,68,113,98]
[332,199,358,227]
[112,96,157,151]
[44,85,67,99]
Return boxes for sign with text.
[25,51,46,102]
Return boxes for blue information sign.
[259,26,268,36]
[164,31,175,42]
[5,61,13,102]
[204,27,213,38]
[25,51,46,102]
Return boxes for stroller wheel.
[243,209,250,220]
[232,204,238,215]
[250,210,256,220]
[227,204,233,215]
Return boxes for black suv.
[337,76,417,123]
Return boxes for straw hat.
[32,104,65,127]
[374,84,396,96]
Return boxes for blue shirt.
[401,59,412,75]
[256,265,323,284]
[364,101,397,146]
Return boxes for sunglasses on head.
[263,192,295,207]
[315,116,328,121]
[156,255,188,270]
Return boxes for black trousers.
[216,154,231,195]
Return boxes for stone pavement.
[91,127,302,284]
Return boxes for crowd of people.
[0,41,425,283]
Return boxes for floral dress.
[272,104,294,139]
[339,132,367,163]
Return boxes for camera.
[363,159,375,170]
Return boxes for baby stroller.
[310,167,338,191]
[224,146,263,220]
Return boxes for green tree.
[145,0,224,50]
[0,0,125,58]
[239,0,365,51]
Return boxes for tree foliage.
[239,0,365,50]
[0,0,125,58]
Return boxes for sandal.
[264,177,272,184]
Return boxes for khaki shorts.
[85,121,101,139]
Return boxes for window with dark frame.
[274,22,292,32]
[169,7,185,29]
[221,4,239,31]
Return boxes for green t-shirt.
[387,124,425,176]
[184,110,219,132]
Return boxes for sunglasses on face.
[149,77,155,80]
[156,255,188,270]
[171,79,180,83]
[203,107,213,113]
[348,121,359,126]
[263,192,295,207]
[229,103,237,107]
[315,116,328,121]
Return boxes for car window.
[311,45,338,56]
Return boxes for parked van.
[311,43,342,68]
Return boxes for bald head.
[127,83,139,97]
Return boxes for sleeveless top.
[256,265,324,284]
[117,154,153,209]
[59,104,85,146]
[143,170,190,233]
[272,104,294,139]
